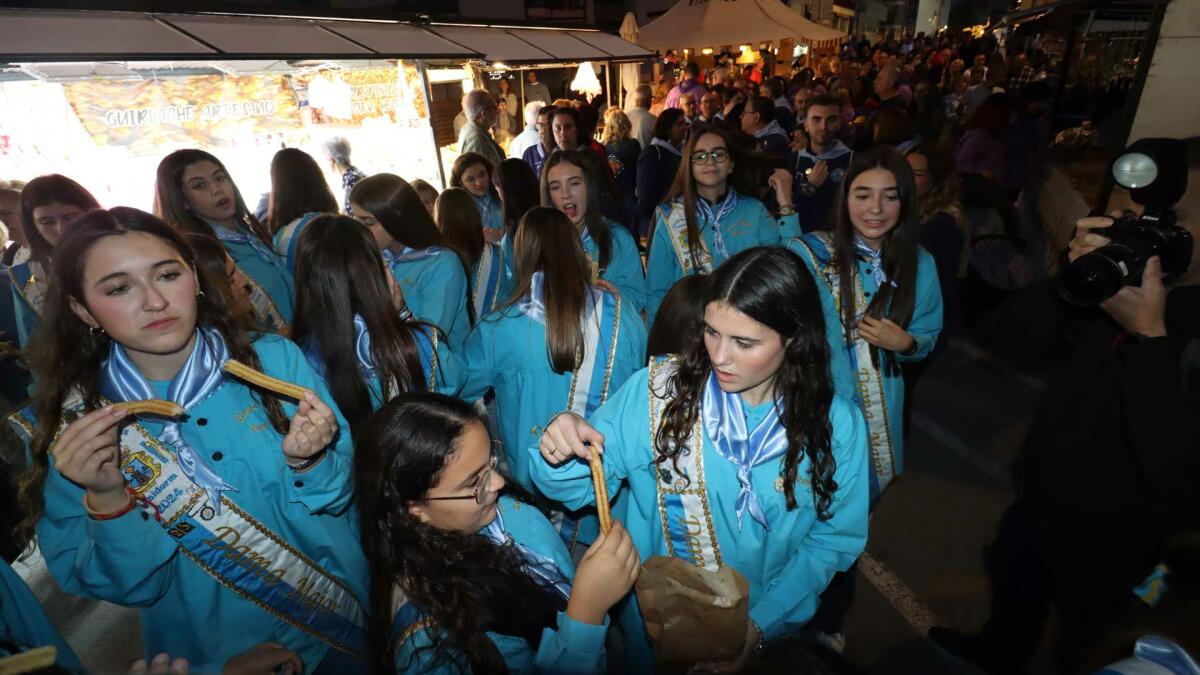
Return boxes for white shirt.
[509,125,541,160]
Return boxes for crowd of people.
[0,26,1196,675]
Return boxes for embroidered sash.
[243,270,288,334]
[49,397,367,655]
[791,232,896,501]
[471,243,505,320]
[662,201,713,276]
[274,212,321,273]
[8,261,47,318]
[648,356,723,572]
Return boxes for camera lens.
[1057,252,1125,305]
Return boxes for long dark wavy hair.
[497,158,540,239]
[659,125,764,268]
[266,147,338,234]
[655,246,838,519]
[153,149,273,246]
[180,231,256,327]
[15,208,287,551]
[18,174,100,266]
[506,206,595,374]
[349,174,444,251]
[830,145,921,375]
[356,393,565,673]
[540,149,613,270]
[291,215,427,439]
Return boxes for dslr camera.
[1057,138,1192,306]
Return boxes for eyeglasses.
[691,148,731,166]
[424,455,498,505]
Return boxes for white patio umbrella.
[619,12,640,109]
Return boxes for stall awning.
[0,9,481,62]
[638,0,846,51]
[425,24,653,64]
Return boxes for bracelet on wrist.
[778,205,797,216]
[83,488,136,521]
[287,447,329,472]
[899,338,919,356]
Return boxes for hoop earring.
[196,290,207,303]
[89,325,105,338]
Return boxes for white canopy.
[638,0,845,52]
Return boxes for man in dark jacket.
[930,213,1200,673]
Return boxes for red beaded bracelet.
[83,489,137,521]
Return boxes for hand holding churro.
[588,445,612,535]
[222,360,312,400]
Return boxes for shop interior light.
[492,62,509,70]
[701,48,713,55]
[569,61,602,99]
[736,46,757,65]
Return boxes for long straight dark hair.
[830,145,920,375]
[290,215,427,438]
[349,174,444,251]
[435,187,484,272]
[540,149,613,269]
[506,206,594,374]
[15,208,287,551]
[497,158,540,239]
[18,174,100,266]
[659,126,761,268]
[266,147,338,233]
[356,393,564,673]
[656,246,838,519]
[153,149,272,245]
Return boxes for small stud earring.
[88,325,105,338]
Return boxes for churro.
[222,360,312,400]
[113,400,185,418]
[588,449,612,535]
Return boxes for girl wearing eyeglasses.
[290,214,475,440]
[645,126,802,324]
[786,146,943,507]
[17,208,365,673]
[356,392,640,674]
[462,207,646,553]
[155,150,293,333]
[529,246,869,672]
[349,174,471,350]
[542,150,647,314]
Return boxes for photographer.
[930,212,1200,673]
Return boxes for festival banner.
[62,73,302,156]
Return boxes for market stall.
[0,8,482,206]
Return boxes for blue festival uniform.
[391,495,608,674]
[35,332,366,673]
[211,223,295,326]
[303,321,478,406]
[473,192,504,234]
[385,248,471,350]
[463,277,646,550]
[787,233,943,504]
[581,221,646,315]
[527,359,869,672]
[6,259,45,348]
[469,241,513,323]
[0,559,85,673]
[645,192,801,323]
[272,212,323,275]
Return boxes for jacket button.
[211,452,223,461]
[197,418,208,426]
[294,481,304,488]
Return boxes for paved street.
[16,334,1054,674]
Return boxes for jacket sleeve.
[644,209,681,326]
[896,250,945,363]
[604,229,647,314]
[748,399,869,639]
[36,466,179,607]
[460,322,496,403]
[533,612,610,674]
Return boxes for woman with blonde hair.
[602,108,640,233]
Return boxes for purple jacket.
[665,78,708,110]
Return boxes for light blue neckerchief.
[100,326,237,512]
[482,507,572,600]
[381,246,441,266]
[472,192,500,231]
[696,190,739,260]
[650,137,681,157]
[854,236,897,288]
[516,271,602,326]
[702,371,789,531]
[352,314,375,378]
[210,221,278,267]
